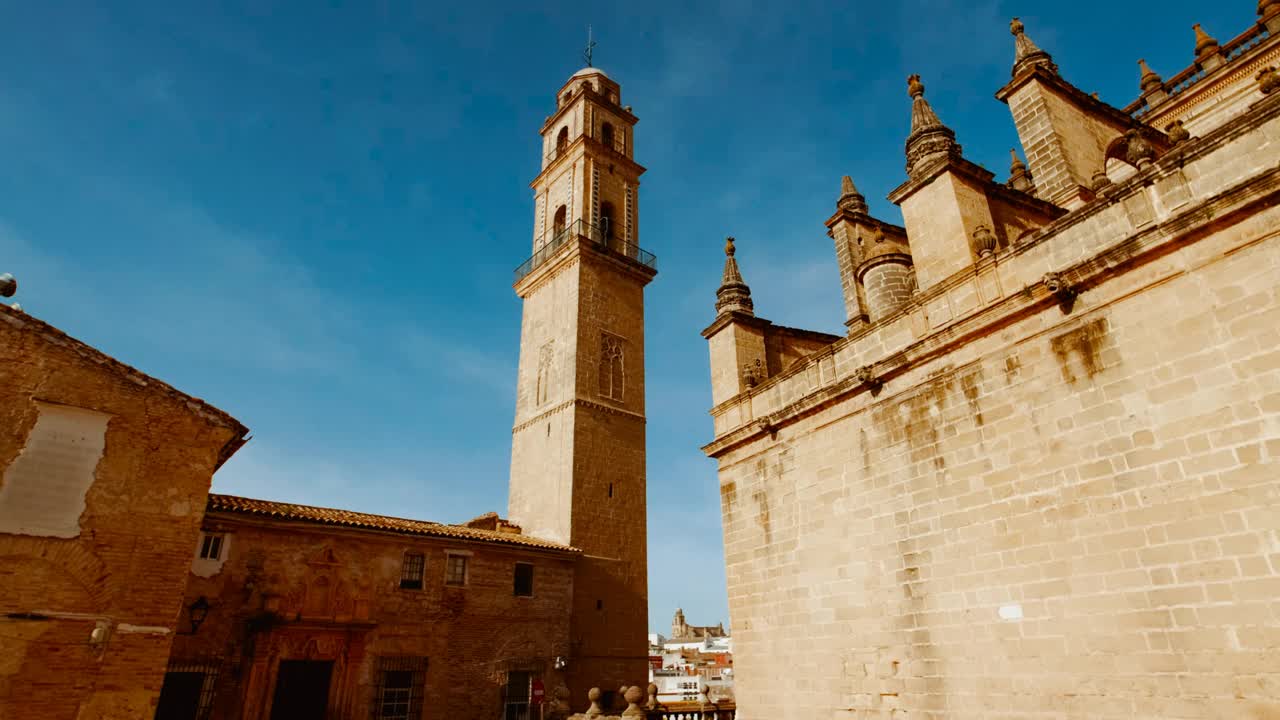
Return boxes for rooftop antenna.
[583,24,597,68]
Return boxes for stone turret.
[825,176,914,325]
[996,17,1146,209]
[703,238,841,406]
[891,74,1065,291]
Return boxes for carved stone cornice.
[512,398,645,435]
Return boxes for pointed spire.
[1192,23,1220,60]
[907,75,941,133]
[1138,59,1164,95]
[904,75,961,178]
[1009,17,1058,78]
[1008,148,1035,193]
[837,175,869,213]
[715,237,754,316]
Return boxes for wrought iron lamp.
[184,596,211,635]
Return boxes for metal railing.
[514,219,657,283]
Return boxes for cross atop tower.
[583,25,597,67]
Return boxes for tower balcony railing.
[514,219,657,283]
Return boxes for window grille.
[513,563,534,597]
[400,553,424,590]
[157,658,220,720]
[372,657,427,720]
[198,534,224,561]
[503,671,531,720]
[444,555,467,586]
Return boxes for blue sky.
[0,0,1253,632]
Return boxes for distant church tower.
[508,65,656,699]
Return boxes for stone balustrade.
[555,683,736,720]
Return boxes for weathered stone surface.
[706,22,1280,720]
[0,305,248,720]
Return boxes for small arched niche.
[552,205,567,239]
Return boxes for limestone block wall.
[707,98,1280,719]
[1005,79,1126,208]
[171,517,576,720]
[510,253,583,546]
[0,307,246,720]
[898,172,996,291]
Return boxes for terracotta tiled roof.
[207,493,579,553]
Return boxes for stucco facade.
[704,10,1280,720]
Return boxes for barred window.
[444,554,467,586]
[400,553,424,590]
[513,563,534,597]
[373,657,427,720]
[155,659,220,720]
[503,671,531,720]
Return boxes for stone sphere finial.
[907,74,925,99]
[646,683,661,710]
[624,686,643,704]
[724,236,736,256]
[1010,16,1024,35]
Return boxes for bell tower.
[507,66,656,700]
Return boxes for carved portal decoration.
[277,546,372,622]
[598,332,625,401]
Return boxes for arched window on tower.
[599,201,615,244]
[600,122,614,152]
[598,333,624,401]
[556,126,569,155]
[552,205,567,240]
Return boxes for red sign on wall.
[531,679,545,705]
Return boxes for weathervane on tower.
[583,24,596,67]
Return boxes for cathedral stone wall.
[705,79,1280,719]
[0,306,246,720]
[716,204,1280,720]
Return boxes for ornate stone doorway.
[269,660,333,719]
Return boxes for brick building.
[164,495,578,720]
[703,7,1280,720]
[1,63,655,720]
[0,303,249,720]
